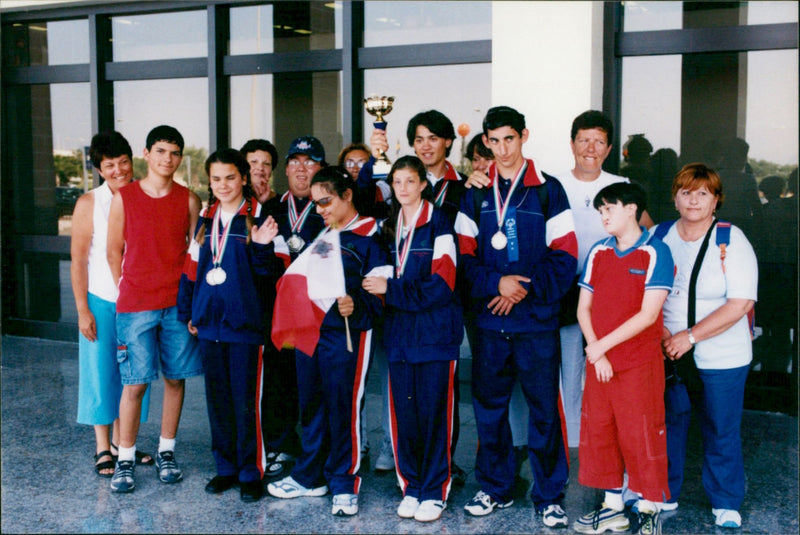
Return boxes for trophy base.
[373,160,391,180]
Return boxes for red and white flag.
[271,229,346,355]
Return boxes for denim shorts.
[116,306,201,385]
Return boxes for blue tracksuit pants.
[200,340,262,483]
[472,328,568,508]
[388,359,456,502]
[292,328,371,495]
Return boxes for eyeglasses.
[315,196,334,207]
[344,159,367,169]
[287,159,320,169]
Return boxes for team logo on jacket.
[312,240,334,258]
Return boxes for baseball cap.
[286,136,325,162]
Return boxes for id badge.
[505,206,519,263]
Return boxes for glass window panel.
[1,82,89,324]
[364,1,491,47]
[112,11,207,61]
[624,1,798,32]
[9,252,73,323]
[114,78,209,199]
[2,19,89,66]
[229,2,341,54]
[1,83,93,237]
[746,49,798,167]
[230,74,275,147]
[364,63,491,173]
[623,2,683,32]
[264,71,340,193]
[746,1,798,24]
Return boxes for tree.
[53,150,83,186]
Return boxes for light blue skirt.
[77,293,150,425]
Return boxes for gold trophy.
[364,95,395,178]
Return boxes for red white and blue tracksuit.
[382,201,463,502]
[360,158,468,454]
[454,159,578,509]
[258,192,326,462]
[177,198,275,483]
[290,217,391,496]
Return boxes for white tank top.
[87,183,119,302]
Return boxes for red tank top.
[116,180,191,312]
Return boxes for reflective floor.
[1,335,797,534]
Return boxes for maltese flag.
[271,229,346,356]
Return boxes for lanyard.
[287,194,314,234]
[210,200,244,267]
[317,212,361,240]
[395,201,425,277]
[492,162,527,231]
[433,181,449,208]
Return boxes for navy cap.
[286,136,325,162]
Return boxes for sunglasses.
[315,196,334,207]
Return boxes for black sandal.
[110,443,155,466]
[94,450,116,478]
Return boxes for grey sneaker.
[155,450,183,484]
[637,510,661,535]
[573,503,630,534]
[110,460,135,493]
[375,442,395,471]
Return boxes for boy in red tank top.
[106,125,202,493]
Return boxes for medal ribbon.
[492,161,527,232]
[433,181,449,208]
[317,212,361,240]
[288,194,314,235]
[210,200,244,267]
[395,200,425,278]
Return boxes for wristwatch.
[687,328,697,345]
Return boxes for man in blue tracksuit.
[455,106,578,528]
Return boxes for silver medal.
[491,231,508,250]
[286,234,305,253]
[205,267,227,286]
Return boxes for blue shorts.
[116,306,201,385]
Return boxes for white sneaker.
[712,508,741,528]
[540,504,568,528]
[267,476,328,499]
[632,500,678,513]
[332,493,358,516]
[414,499,446,522]
[464,490,513,516]
[397,496,420,518]
[659,501,679,512]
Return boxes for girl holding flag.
[268,166,391,517]
[362,156,463,522]
[178,148,282,503]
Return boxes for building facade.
[1,0,797,411]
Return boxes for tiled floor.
[1,335,797,534]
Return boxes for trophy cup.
[364,95,395,179]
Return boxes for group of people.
[71,105,758,532]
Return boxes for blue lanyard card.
[505,206,519,263]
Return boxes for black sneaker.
[240,480,263,503]
[110,460,136,493]
[155,450,183,484]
